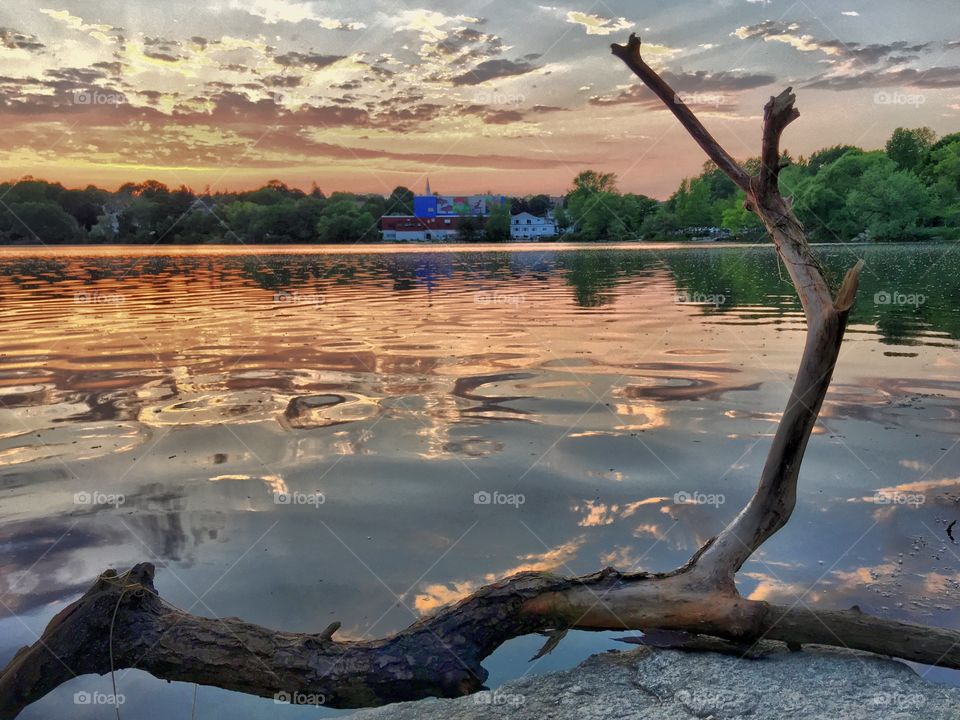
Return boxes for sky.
[0,0,958,198]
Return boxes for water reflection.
[0,243,958,717]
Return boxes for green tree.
[886,127,937,172]
[386,186,414,215]
[527,194,553,216]
[484,203,511,241]
[0,202,79,243]
[572,170,618,194]
[846,162,933,240]
[315,201,377,243]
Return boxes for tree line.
[0,125,956,244]
[559,126,960,242]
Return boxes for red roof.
[380,216,485,230]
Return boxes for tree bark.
[0,31,950,719]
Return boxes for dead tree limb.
[1,32,950,719]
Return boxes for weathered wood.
[4,562,960,719]
[0,31,951,720]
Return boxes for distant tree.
[922,138,960,226]
[315,201,377,243]
[57,187,108,231]
[572,170,618,194]
[847,161,933,240]
[510,197,529,214]
[386,186,414,215]
[0,202,78,243]
[527,194,553,216]
[721,193,763,235]
[457,215,481,241]
[886,127,937,172]
[484,203,511,241]
[808,145,863,174]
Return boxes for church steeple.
[425,177,432,196]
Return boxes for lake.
[1,242,959,718]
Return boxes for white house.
[510,213,557,241]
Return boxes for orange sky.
[1,1,958,198]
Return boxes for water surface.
[1,242,959,717]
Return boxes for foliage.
[636,126,951,243]
[1,123,958,244]
[565,171,658,241]
[484,203,512,241]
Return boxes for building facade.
[380,180,505,241]
[380,215,472,242]
[510,212,558,240]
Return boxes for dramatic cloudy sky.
[1,0,958,197]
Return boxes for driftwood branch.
[0,31,947,719]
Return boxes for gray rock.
[348,646,960,719]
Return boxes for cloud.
[565,11,633,36]
[804,66,960,90]
[450,58,540,85]
[234,0,365,29]
[733,21,845,55]
[734,20,933,69]
[589,70,776,108]
[0,27,45,52]
[395,9,481,42]
[273,51,345,69]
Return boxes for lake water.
[1,242,959,718]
